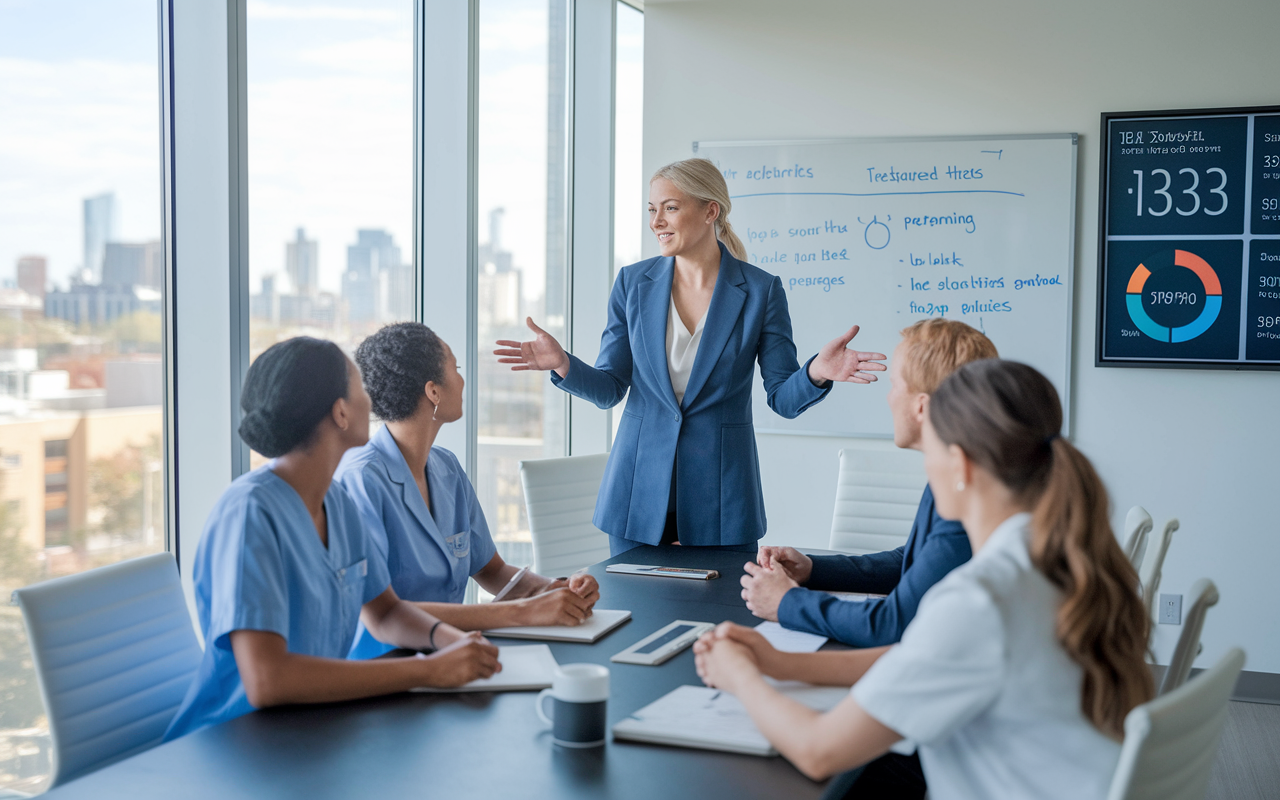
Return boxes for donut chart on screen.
[1124,249,1222,343]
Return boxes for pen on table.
[492,565,530,602]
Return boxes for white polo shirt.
[853,513,1121,800]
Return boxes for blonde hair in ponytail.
[651,158,748,260]
[929,360,1153,740]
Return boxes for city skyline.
[2,0,643,300]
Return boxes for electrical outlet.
[1159,593,1182,625]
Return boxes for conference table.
[44,546,846,799]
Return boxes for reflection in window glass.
[476,0,569,571]
[0,1,164,792]
[611,1,643,443]
[246,0,413,464]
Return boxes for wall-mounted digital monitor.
[1097,106,1280,370]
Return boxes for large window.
[611,0,643,443]
[614,2,644,273]
[476,0,570,568]
[246,0,414,465]
[0,1,165,792]
[0,6,640,789]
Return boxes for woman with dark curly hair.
[165,337,501,741]
[336,322,600,659]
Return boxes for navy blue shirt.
[776,485,971,647]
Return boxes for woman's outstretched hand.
[807,325,887,385]
[495,317,571,377]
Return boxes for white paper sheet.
[754,621,828,653]
[412,645,558,693]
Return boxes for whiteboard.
[694,135,1077,438]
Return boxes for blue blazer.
[551,242,830,547]
[775,485,972,646]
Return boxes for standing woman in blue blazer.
[496,158,886,555]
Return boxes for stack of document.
[612,680,849,756]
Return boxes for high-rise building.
[479,208,521,329]
[45,282,161,327]
[286,228,319,297]
[101,241,162,289]
[343,229,407,324]
[16,256,47,301]
[83,193,116,283]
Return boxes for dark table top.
[44,546,838,800]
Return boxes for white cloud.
[0,57,161,285]
[247,70,414,292]
[292,35,413,77]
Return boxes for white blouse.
[853,513,1121,800]
[666,296,707,405]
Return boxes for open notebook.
[412,645,558,693]
[483,609,631,643]
[612,680,850,756]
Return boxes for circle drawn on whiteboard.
[859,216,891,249]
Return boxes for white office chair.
[1159,578,1219,696]
[1140,518,1179,623]
[520,453,611,576]
[828,448,927,555]
[11,552,202,787]
[1123,506,1154,571]
[1107,647,1245,800]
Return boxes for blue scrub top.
[336,425,497,659]
[164,466,390,741]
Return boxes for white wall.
[642,0,1280,673]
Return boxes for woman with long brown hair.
[694,359,1151,799]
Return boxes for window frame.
[162,0,636,586]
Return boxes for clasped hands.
[697,547,815,691]
[694,621,785,694]
[740,545,813,621]
[518,573,600,627]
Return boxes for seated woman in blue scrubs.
[694,360,1154,800]
[337,322,600,659]
[165,337,501,741]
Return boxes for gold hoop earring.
[955,480,966,492]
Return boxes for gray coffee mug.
[536,663,609,748]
